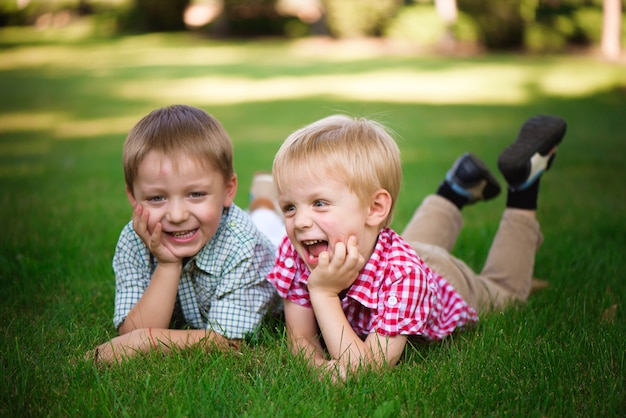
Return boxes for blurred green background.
[1,1,625,416]
[1,0,624,57]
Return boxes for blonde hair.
[123,105,233,191]
[273,115,402,228]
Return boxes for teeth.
[170,230,194,238]
[302,240,323,246]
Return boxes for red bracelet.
[148,327,157,348]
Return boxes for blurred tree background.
[0,0,623,59]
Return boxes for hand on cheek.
[131,204,179,265]
[131,203,151,237]
[308,236,365,297]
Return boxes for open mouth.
[302,239,329,264]
[166,229,198,241]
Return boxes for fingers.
[309,236,364,295]
[330,236,363,271]
[317,248,330,267]
[132,204,162,251]
[132,203,150,236]
[150,222,163,252]
[327,241,345,268]
[345,236,364,268]
[321,359,347,384]
[131,205,166,258]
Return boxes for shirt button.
[284,258,294,268]
[387,295,398,307]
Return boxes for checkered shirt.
[267,228,477,340]
[113,204,278,339]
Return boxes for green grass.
[1,25,625,417]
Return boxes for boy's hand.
[307,236,365,297]
[315,359,348,384]
[87,328,153,364]
[132,203,181,265]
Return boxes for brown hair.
[123,105,233,192]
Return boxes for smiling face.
[273,115,402,270]
[127,150,236,259]
[278,174,381,270]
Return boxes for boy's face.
[127,150,236,259]
[278,175,378,271]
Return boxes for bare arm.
[118,262,182,334]
[308,238,408,373]
[284,299,327,367]
[310,291,407,369]
[119,204,183,334]
[91,328,238,364]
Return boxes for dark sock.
[437,180,469,210]
[506,179,540,210]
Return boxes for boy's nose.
[293,209,312,229]
[166,200,189,223]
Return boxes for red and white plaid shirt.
[267,228,477,340]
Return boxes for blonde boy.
[267,114,565,379]
[92,105,278,363]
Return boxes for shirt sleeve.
[202,209,279,339]
[391,264,437,336]
[371,259,476,339]
[266,236,312,308]
[205,245,277,339]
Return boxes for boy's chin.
[168,244,204,260]
[296,250,318,270]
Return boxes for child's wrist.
[155,260,183,271]
[148,327,157,348]
[309,287,341,302]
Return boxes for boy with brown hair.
[91,104,278,363]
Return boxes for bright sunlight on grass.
[1,26,624,417]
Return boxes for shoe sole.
[497,115,567,189]
[448,153,501,201]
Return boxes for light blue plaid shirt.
[112,204,279,339]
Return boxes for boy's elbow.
[117,318,137,335]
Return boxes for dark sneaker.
[445,152,501,203]
[498,115,567,191]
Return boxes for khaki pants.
[401,195,544,312]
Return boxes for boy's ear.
[223,174,238,207]
[125,185,137,206]
[366,189,392,227]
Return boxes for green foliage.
[0,0,124,27]
[215,0,290,37]
[574,6,604,43]
[457,0,526,49]
[384,4,479,46]
[455,0,622,52]
[120,0,190,32]
[574,5,626,46]
[322,0,403,38]
[525,22,568,52]
[385,4,446,45]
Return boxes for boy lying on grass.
[266,114,566,381]
[90,105,278,363]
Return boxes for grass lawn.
[0,26,625,417]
